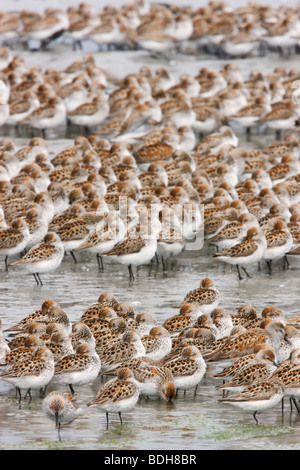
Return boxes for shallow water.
[1,1,300,450]
[1,244,300,450]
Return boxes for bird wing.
[102,236,145,256]
[67,102,97,116]
[57,220,89,241]
[220,364,270,388]
[0,357,46,377]
[89,379,137,405]
[23,104,55,121]
[10,100,31,115]
[54,354,90,374]
[266,231,289,248]
[142,335,157,354]
[99,344,135,366]
[11,243,56,265]
[221,381,280,402]
[164,358,198,376]
[0,229,23,249]
[215,239,259,258]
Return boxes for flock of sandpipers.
[1,0,300,58]
[0,0,300,444]
[1,281,300,440]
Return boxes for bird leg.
[128,265,135,281]
[292,398,300,412]
[241,266,251,278]
[266,260,272,275]
[24,388,32,403]
[97,253,104,272]
[283,255,290,270]
[40,386,47,397]
[16,387,22,403]
[32,273,40,285]
[32,273,43,286]
[56,420,62,442]
[236,265,243,280]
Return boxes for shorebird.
[262,218,294,274]
[175,278,220,315]
[42,390,81,441]
[213,227,267,279]
[20,96,66,138]
[53,342,101,394]
[10,232,64,286]
[219,380,285,424]
[0,346,55,403]
[87,367,140,427]
[0,217,30,271]
[101,221,160,281]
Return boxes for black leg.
[118,412,123,425]
[57,423,62,442]
[241,266,251,278]
[24,388,32,403]
[40,386,47,397]
[36,273,43,286]
[70,251,77,264]
[74,40,82,51]
[284,255,290,270]
[266,260,272,275]
[32,273,40,285]
[106,412,109,428]
[293,398,300,412]
[253,411,258,425]
[128,265,134,281]
[162,257,168,272]
[236,265,243,280]
[97,253,104,272]
[5,255,8,271]
[69,384,75,394]
[222,381,226,399]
